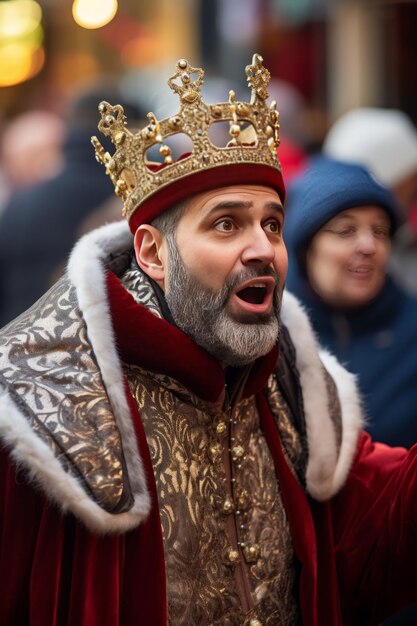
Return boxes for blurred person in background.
[323,107,417,295]
[0,84,147,326]
[284,157,417,450]
[285,157,417,626]
[0,109,65,211]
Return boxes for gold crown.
[92,53,281,225]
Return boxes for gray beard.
[164,236,281,367]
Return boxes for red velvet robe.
[1,271,417,626]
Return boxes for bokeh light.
[72,0,118,30]
[0,0,42,38]
[0,0,44,87]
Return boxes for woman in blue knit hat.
[284,156,417,450]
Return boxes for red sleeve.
[331,431,417,625]
[0,438,167,626]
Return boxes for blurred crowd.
[1,65,417,625]
[0,81,148,323]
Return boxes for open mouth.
[232,276,276,314]
[236,284,268,305]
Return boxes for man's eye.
[215,219,235,232]
[264,220,281,234]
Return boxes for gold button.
[216,421,227,437]
[243,543,260,563]
[222,498,235,514]
[208,442,223,463]
[249,620,262,626]
[227,548,240,564]
[231,444,245,460]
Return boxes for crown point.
[178,58,187,69]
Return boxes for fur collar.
[0,221,363,533]
[281,291,363,500]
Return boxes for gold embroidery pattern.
[0,276,130,513]
[126,365,242,624]
[126,363,300,625]
[231,396,300,626]
[265,374,304,482]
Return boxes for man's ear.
[134,225,167,289]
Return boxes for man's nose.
[241,228,276,265]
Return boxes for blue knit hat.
[284,156,401,257]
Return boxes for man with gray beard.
[158,202,281,367]
[1,54,417,626]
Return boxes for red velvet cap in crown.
[92,53,285,233]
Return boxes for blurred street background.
[1,0,417,151]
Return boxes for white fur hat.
[323,108,417,187]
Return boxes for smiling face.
[306,205,391,309]
[162,184,287,365]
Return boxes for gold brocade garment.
[0,277,131,513]
[126,363,302,626]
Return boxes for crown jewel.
[92,53,281,225]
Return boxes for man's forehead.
[184,184,283,215]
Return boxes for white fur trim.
[68,221,151,531]
[319,350,363,495]
[281,291,363,500]
[0,385,149,534]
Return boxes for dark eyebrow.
[206,200,284,217]
[265,201,284,217]
[207,201,252,215]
